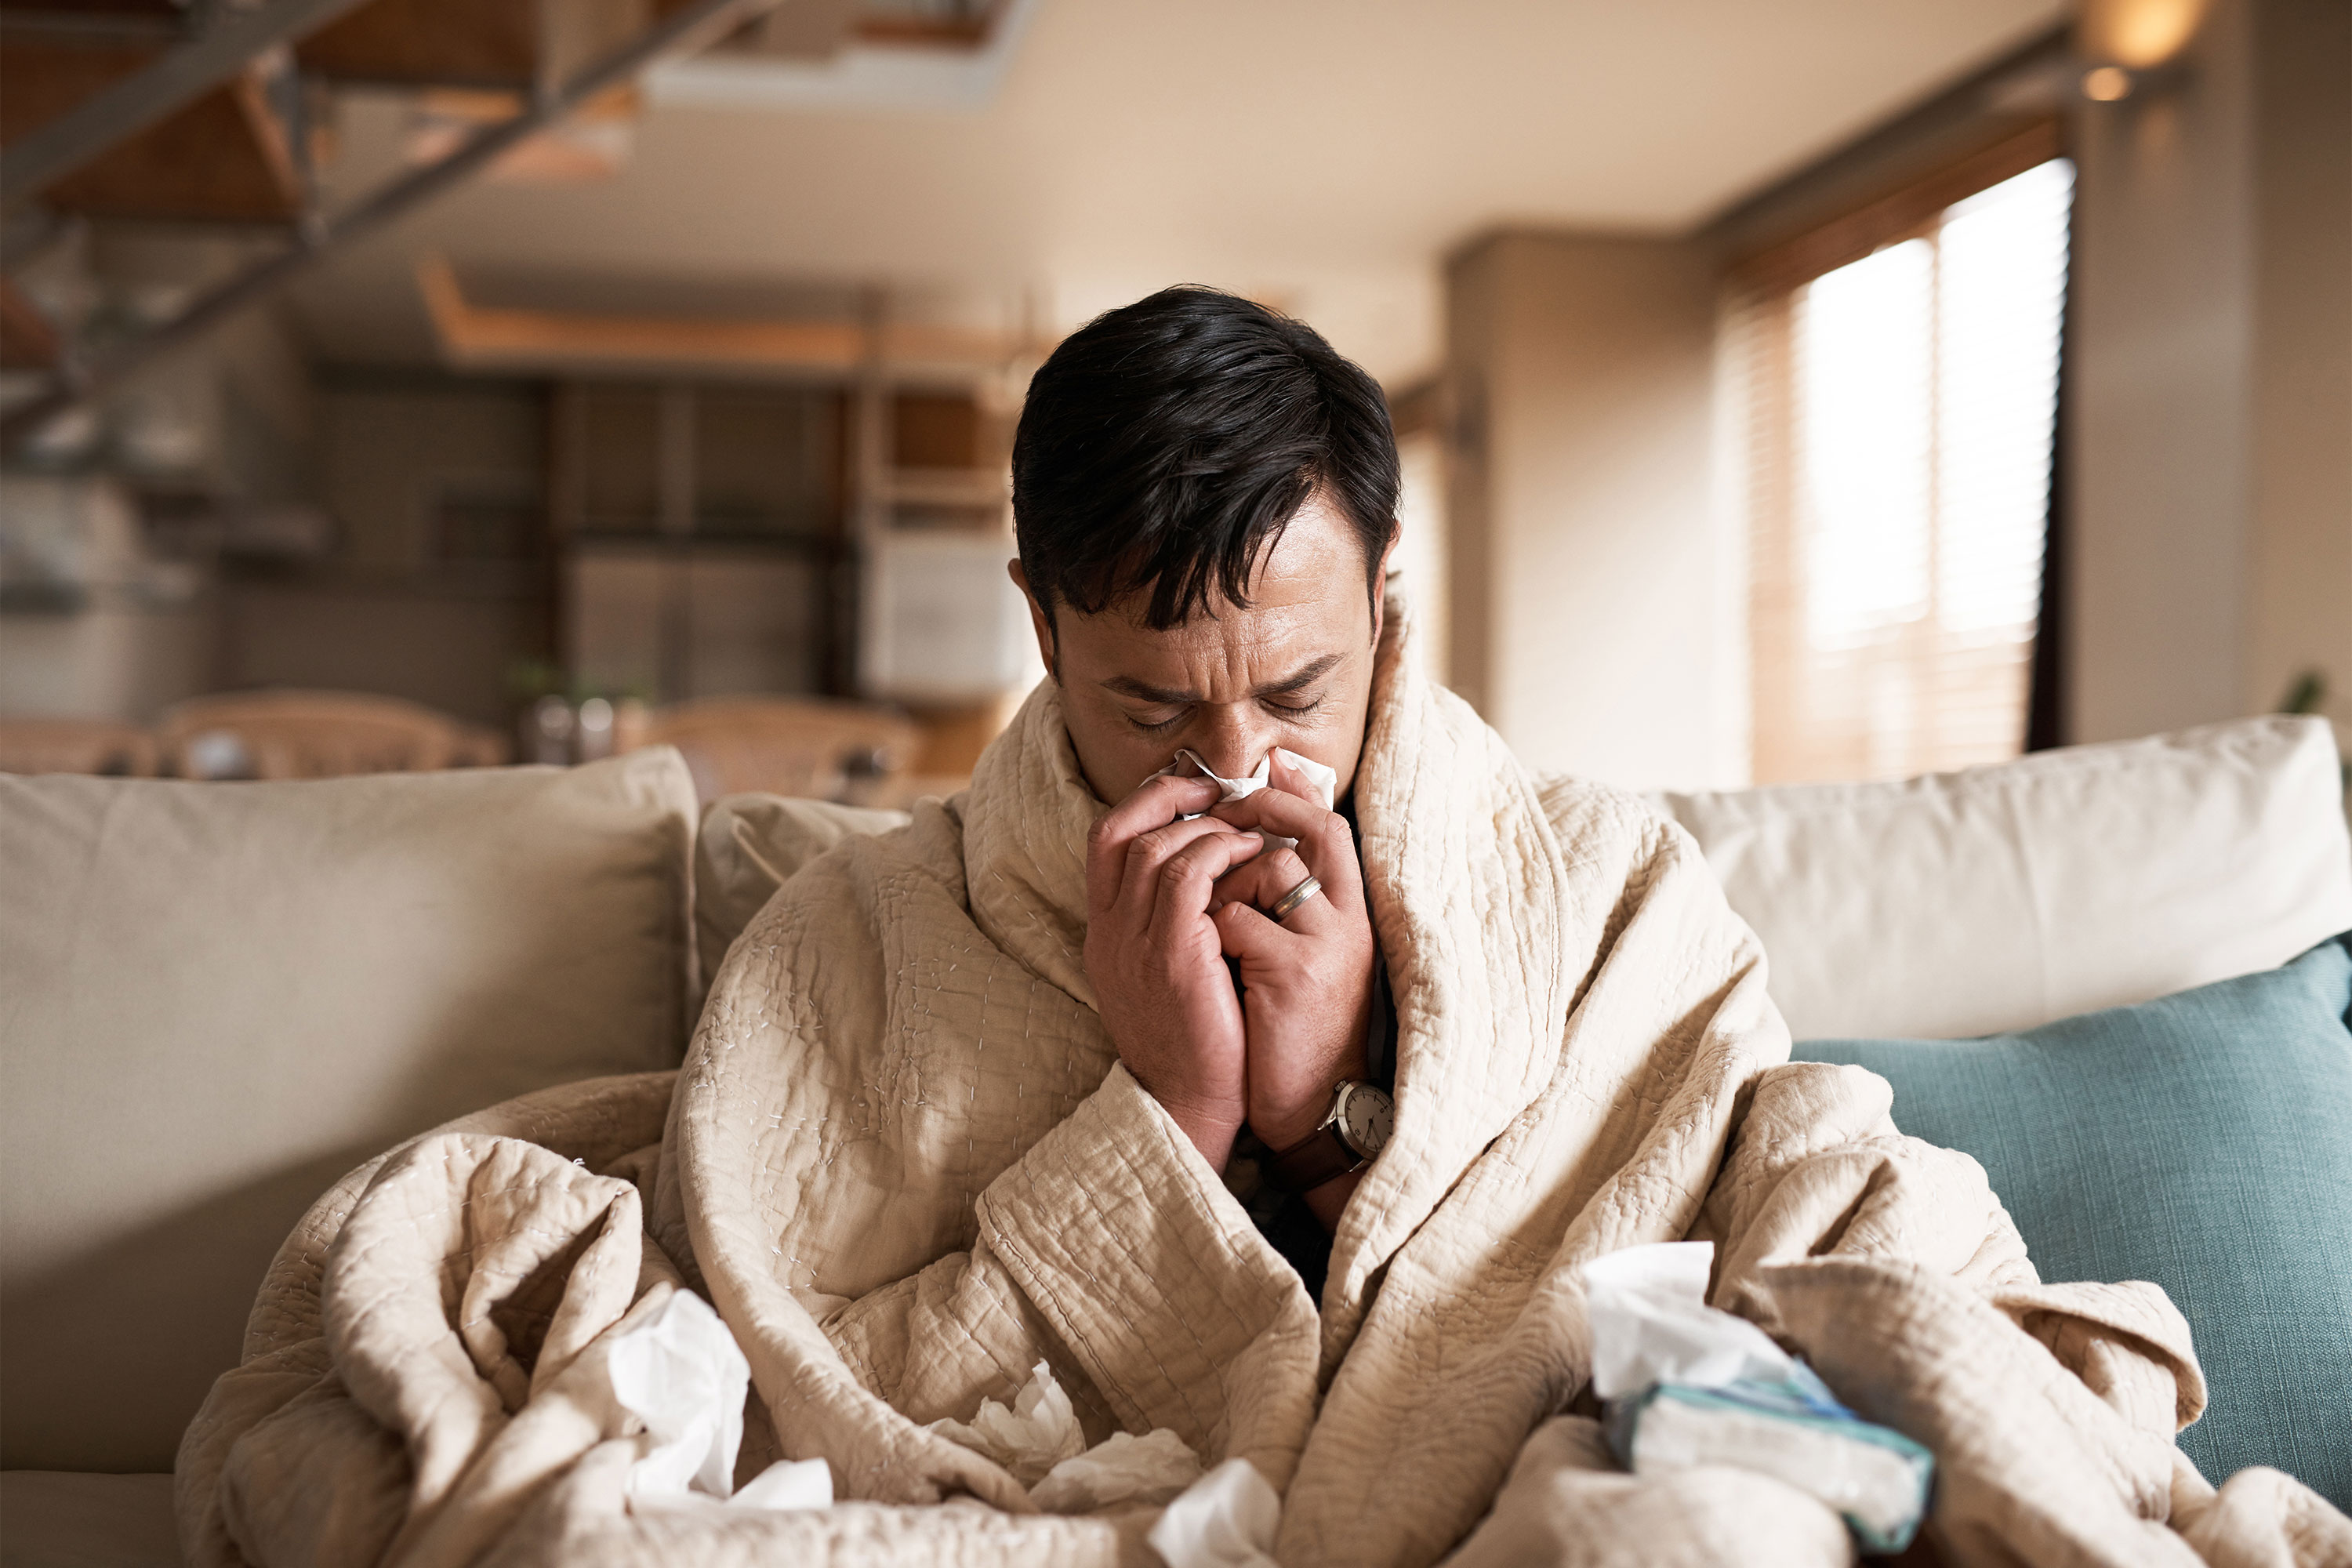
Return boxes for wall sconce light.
[2076,0,2206,100]
[2081,64,2136,101]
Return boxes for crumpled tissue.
[729,1455,834,1511]
[924,1359,1087,1484]
[1146,1457,1281,1568]
[1162,747,1339,854]
[608,1288,747,1498]
[925,1362,1208,1515]
[1032,1429,1204,1514]
[1581,1241,1934,1554]
[604,1287,833,1512]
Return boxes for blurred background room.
[1,0,2345,805]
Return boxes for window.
[1733,151,2073,785]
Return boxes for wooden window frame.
[1729,118,2065,300]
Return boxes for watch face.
[1336,1083,1395,1160]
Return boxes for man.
[1005,288,1408,1282]
[186,289,2339,1568]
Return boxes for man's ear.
[1009,559,1058,681]
[1370,523,1401,643]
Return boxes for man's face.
[1014,492,1393,805]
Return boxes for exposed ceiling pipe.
[0,0,791,452]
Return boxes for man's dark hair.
[1012,286,1399,632]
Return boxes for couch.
[3,715,2346,1566]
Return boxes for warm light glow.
[2079,0,2208,69]
[2082,66,2134,102]
[1747,161,2074,784]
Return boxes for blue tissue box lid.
[1793,935,2352,1511]
[1604,1372,1933,1554]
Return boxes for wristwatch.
[1264,1080,1396,1194]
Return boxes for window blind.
[1732,155,2073,786]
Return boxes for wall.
[2246,0,2352,726]
[2067,0,2351,742]
[314,376,546,573]
[0,604,219,720]
[1443,232,1737,788]
[220,583,548,728]
[1391,429,1450,684]
[212,374,554,726]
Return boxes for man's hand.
[1207,756,1377,1202]
[1083,773,1268,1168]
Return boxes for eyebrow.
[1101,652,1345,706]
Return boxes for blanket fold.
[178,601,2350,1568]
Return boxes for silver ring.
[1266,874,1322,924]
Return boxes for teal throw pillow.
[1791,935,2352,1510]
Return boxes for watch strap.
[1264,1121,1361,1194]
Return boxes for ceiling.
[285,0,2067,383]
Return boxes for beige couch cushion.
[0,750,698,1472]
[1655,717,2352,1040]
[695,724,2352,1047]
[695,793,910,982]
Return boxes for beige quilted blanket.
[179,613,2351,1568]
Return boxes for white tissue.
[1146,1457,1281,1568]
[1031,1428,1205,1514]
[1171,747,1338,812]
[927,1363,1210,1516]
[606,1287,750,1499]
[924,1360,1088,1484]
[1579,1241,1796,1400]
[1162,746,1339,855]
[729,1457,834,1512]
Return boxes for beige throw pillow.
[0,749,698,1472]
[694,793,912,985]
[1655,717,2352,1040]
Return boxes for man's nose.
[1189,704,1279,782]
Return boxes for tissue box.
[1604,1369,1933,1555]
